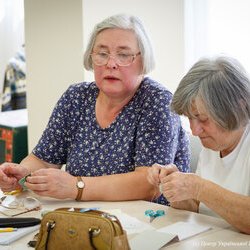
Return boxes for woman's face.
[92,28,143,99]
[188,99,244,157]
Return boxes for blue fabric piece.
[145,209,165,218]
[33,77,190,205]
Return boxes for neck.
[220,127,245,157]
[97,91,135,114]
[95,90,138,128]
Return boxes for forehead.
[94,28,139,50]
[190,98,209,116]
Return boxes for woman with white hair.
[148,56,250,234]
[0,14,189,203]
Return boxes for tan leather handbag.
[35,208,130,250]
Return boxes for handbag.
[35,208,130,250]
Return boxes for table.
[1,194,249,250]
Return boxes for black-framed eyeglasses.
[91,51,141,67]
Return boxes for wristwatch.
[75,176,85,201]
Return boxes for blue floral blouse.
[33,77,190,204]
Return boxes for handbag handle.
[89,227,101,250]
[45,220,55,250]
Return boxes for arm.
[20,153,62,172]
[25,166,156,201]
[161,172,250,234]
[198,179,250,234]
[78,167,156,201]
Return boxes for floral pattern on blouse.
[33,77,190,204]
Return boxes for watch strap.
[75,176,84,201]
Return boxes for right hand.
[0,162,29,192]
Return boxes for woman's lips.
[199,136,210,141]
[104,76,120,81]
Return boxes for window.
[185,0,250,73]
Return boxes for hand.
[0,162,29,192]
[160,172,202,202]
[147,163,179,186]
[25,168,77,199]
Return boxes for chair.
[189,134,202,173]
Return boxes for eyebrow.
[94,44,132,51]
[188,113,207,119]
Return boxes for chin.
[200,140,218,151]
[202,143,220,152]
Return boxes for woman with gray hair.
[147,56,250,233]
[0,14,189,204]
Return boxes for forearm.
[20,153,61,173]
[199,179,250,234]
[79,167,156,201]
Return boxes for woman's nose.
[190,119,203,136]
[106,56,118,69]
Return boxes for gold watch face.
[77,181,84,189]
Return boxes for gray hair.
[171,56,250,130]
[83,14,155,75]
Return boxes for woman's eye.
[117,53,129,59]
[97,52,108,58]
[199,118,208,123]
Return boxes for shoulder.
[54,82,97,111]
[60,82,97,101]
[65,81,96,94]
[139,77,173,104]
[140,77,172,96]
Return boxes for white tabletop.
[0,193,249,250]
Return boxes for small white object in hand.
[159,183,163,194]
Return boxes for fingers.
[147,163,179,186]
[160,179,175,201]
[25,168,61,193]
[159,164,178,179]
[0,163,28,187]
[147,164,161,186]
[160,172,197,202]
[4,164,28,177]
[25,174,49,192]
[25,169,73,199]
[0,164,19,191]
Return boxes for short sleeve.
[32,84,81,164]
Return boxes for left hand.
[25,168,77,199]
[160,172,202,202]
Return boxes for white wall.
[83,0,185,93]
[25,0,185,150]
[24,0,84,149]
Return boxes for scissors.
[145,209,165,223]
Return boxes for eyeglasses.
[0,195,41,217]
[91,51,141,67]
